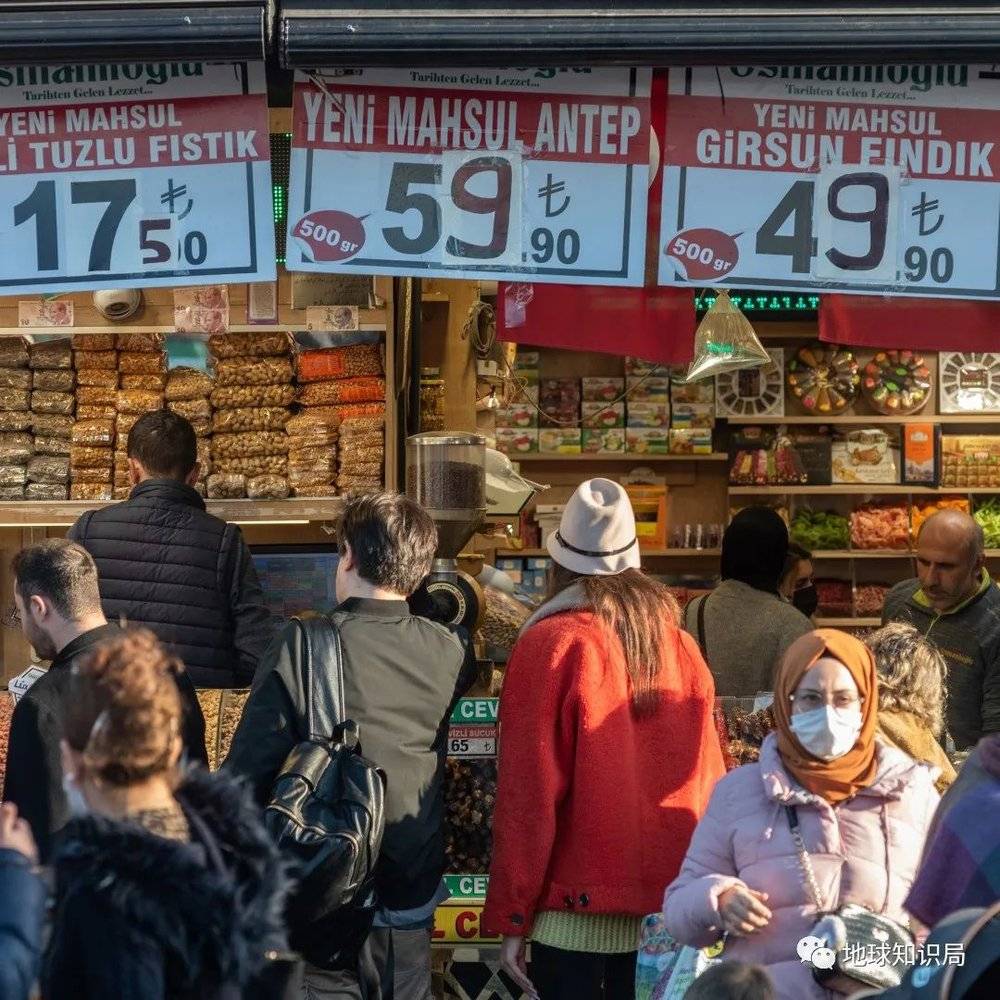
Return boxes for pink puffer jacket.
[663,734,939,1000]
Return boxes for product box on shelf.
[671,402,715,429]
[729,427,821,485]
[495,398,538,429]
[791,433,834,487]
[669,428,713,455]
[581,401,625,428]
[831,428,901,485]
[670,380,715,405]
[623,483,669,549]
[626,356,671,378]
[627,427,670,454]
[539,427,582,454]
[494,557,524,585]
[627,376,670,403]
[539,377,580,424]
[535,504,566,546]
[626,402,670,429]
[581,376,624,403]
[903,423,941,486]
[715,348,784,419]
[524,556,551,597]
[513,351,540,383]
[495,428,538,456]
[941,435,1000,488]
[582,428,626,454]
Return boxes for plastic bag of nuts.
[339,445,383,467]
[116,389,164,414]
[209,383,295,408]
[33,369,75,392]
[72,420,115,446]
[208,331,292,358]
[213,357,293,387]
[121,374,167,392]
[211,432,288,459]
[119,351,167,375]
[212,407,290,433]
[0,433,33,465]
[26,482,68,500]
[166,367,215,402]
[115,412,139,441]
[34,436,71,457]
[340,461,383,478]
[73,334,115,351]
[296,378,386,407]
[0,389,30,411]
[247,474,290,500]
[70,483,113,501]
[169,398,212,423]
[116,333,164,352]
[70,445,113,469]
[309,405,384,428]
[77,404,117,421]
[73,466,113,485]
[31,413,72,438]
[31,391,74,415]
[0,338,28,368]
[288,446,336,471]
[0,370,32,390]
[290,479,338,498]
[76,369,119,389]
[28,456,69,484]
[29,339,72,370]
[77,386,117,408]
[206,473,246,499]
[296,344,383,382]
[0,412,31,431]
[213,455,287,477]
[73,350,117,371]
[0,465,27,487]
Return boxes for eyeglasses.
[791,692,863,711]
[2,602,21,629]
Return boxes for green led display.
[696,291,820,313]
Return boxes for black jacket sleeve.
[981,644,1000,739]
[0,848,46,1000]
[4,698,66,863]
[222,525,275,688]
[222,622,305,804]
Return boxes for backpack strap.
[292,615,345,743]
[696,593,711,662]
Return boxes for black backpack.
[264,615,387,971]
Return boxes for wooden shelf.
[731,485,1000,495]
[0,498,344,528]
[815,617,881,627]
[512,453,728,462]
[495,547,721,559]
[811,550,914,559]
[724,414,1000,425]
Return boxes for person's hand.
[718,885,772,936]
[0,802,38,864]
[500,935,538,999]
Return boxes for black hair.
[684,962,776,1000]
[721,506,790,594]
[127,409,197,481]
[13,539,101,619]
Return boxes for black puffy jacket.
[67,479,274,688]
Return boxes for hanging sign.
[659,64,1000,300]
[0,61,275,295]
[288,68,651,286]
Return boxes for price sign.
[447,724,497,758]
[287,68,650,286]
[659,64,1000,299]
[0,61,275,294]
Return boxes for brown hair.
[684,962,775,1000]
[13,538,101,619]
[62,629,184,787]
[549,563,681,716]
[866,622,947,735]
[127,408,197,480]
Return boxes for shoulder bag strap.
[785,805,826,912]
[292,616,345,742]
[696,593,710,662]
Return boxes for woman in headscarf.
[683,507,812,696]
[664,630,939,1000]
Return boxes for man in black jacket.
[226,491,477,1000]
[4,539,208,860]
[67,408,273,689]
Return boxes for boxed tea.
[670,402,715,429]
[626,356,671,378]
[627,376,670,403]
[669,428,713,455]
[582,402,625,428]
[581,377,625,403]
[539,427,582,454]
[496,400,538,428]
[626,402,670,429]
[495,428,538,456]
[903,422,940,486]
[627,427,670,454]
[582,428,625,454]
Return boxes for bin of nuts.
[444,758,497,875]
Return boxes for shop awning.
[0,1,267,64]
[279,1,1000,68]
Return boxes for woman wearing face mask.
[663,630,939,1000]
[42,629,290,1000]
[781,543,818,619]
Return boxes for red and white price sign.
[0,61,275,294]
[660,64,1000,299]
[287,67,651,286]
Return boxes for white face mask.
[790,705,863,761]
[62,772,89,818]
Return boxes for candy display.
[861,350,931,415]
[850,502,910,550]
[941,435,1000,488]
[974,497,1000,548]
[715,348,784,418]
[939,352,1000,413]
[729,429,807,486]
[789,508,850,550]
[816,578,853,617]
[787,344,860,414]
[855,584,892,618]
[910,496,970,539]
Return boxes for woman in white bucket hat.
[483,479,726,1000]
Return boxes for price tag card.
[287,68,651,286]
[0,61,275,295]
[659,64,1000,299]
[447,724,497,758]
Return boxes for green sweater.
[882,571,1000,750]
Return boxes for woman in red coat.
[483,478,726,1000]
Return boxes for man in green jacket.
[882,509,1000,750]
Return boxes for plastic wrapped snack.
[305,404,384,428]
[31,413,72,438]
[339,461,383,478]
[166,367,214,402]
[286,412,339,440]
[120,374,167,392]
[76,404,117,421]
[113,469,130,489]
[34,435,71,457]
[297,377,385,407]
[0,338,29,368]
[206,473,246,499]
[213,455,287,477]
[212,407,290,433]
[288,446,336,470]
[28,456,69,484]
[72,420,115,446]
[116,333,164,353]
[76,369,119,389]
[290,479,339,498]
[31,391,74,415]
[26,482,68,500]
[0,465,27,487]
[0,412,31,432]
[73,350,117,371]
[116,389,164,414]
[73,334,116,351]
[339,445,383,466]
[336,430,383,451]
[115,412,139,441]
[297,344,383,382]
[214,357,293,387]
[70,483,113,501]
[247,474,290,500]
[113,486,130,500]
[73,466,113,485]
[33,369,75,392]
[119,351,167,375]
[337,474,382,490]
[0,389,30,411]
[0,433,33,465]
[168,397,212,422]
[208,331,292,359]
[0,369,32,390]
[211,431,288,459]
[209,383,295,409]
[29,339,72,370]
[190,418,212,437]
[0,486,24,499]
[70,445,113,469]
[77,386,117,407]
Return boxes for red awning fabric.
[820,293,1000,352]
[498,71,696,366]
